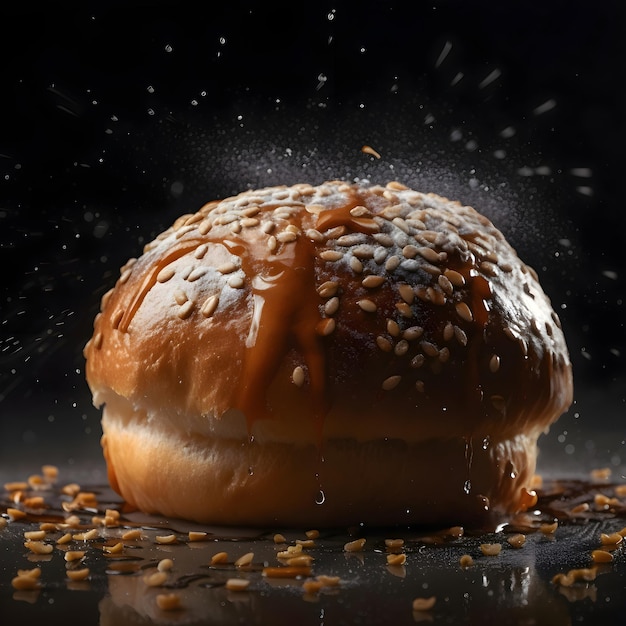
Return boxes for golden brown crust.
[84,180,573,526]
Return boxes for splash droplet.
[315,489,326,505]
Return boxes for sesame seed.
[415,380,425,392]
[316,318,336,336]
[373,247,387,264]
[402,326,424,341]
[387,181,408,191]
[402,244,419,259]
[443,322,454,341]
[174,224,196,238]
[324,297,339,315]
[387,319,400,337]
[119,268,132,284]
[174,289,188,305]
[398,283,414,304]
[362,275,385,288]
[111,309,124,329]
[444,268,465,287]
[376,336,393,352]
[349,205,370,217]
[230,221,242,234]
[267,235,278,252]
[262,221,275,234]
[325,226,346,239]
[382,375,402,391]
[157,267,176,283]
[306,228,325,242]
[454,325,468,346]
[421,341,439,357]
[438,274,454,295]
[418,247,442,264]
[432,287,447,306]
[350,256,364,273]
[421,263,442,276]
[385,255,401,272]
[217,261,238,274]
[214,213,239,226]
[240,217,260,228]
[394,340,409,356]
[93,332,103,349]
[198,220,212,235]
[455,301,474,323]
[177,300,194,319]
[480,261,498,276]
[392,217,409,234]
[194,244,208,259]
[317,281,339,298]
[438,347,450,362]
[352,245,375,259]
[395,302,413,318]
[305,203,326,214]
[228,275,245,289]
[336,234,364,247]
[201,295,219,318]
[319,250,343,261]
[276,230,298,243]
[292,366,305,387]
[187,267,207,282]
[489,354,501,372]
[415,287,428,303]
[373,233,394,247]
[357,299,377,313]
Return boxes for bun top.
[84,181,572,446]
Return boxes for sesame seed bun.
[84,180,573,528]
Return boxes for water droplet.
[463,480,472,495]
[248,466,254,476]
[315,489,326,505]
[482,436,491,450]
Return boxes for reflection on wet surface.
[1,467,625,625]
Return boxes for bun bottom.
[101,405,540,529]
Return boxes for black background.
[1,1,625,476]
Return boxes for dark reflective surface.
[1,3,625,624]
[1,471,626,625]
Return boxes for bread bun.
[84,180,573,527]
